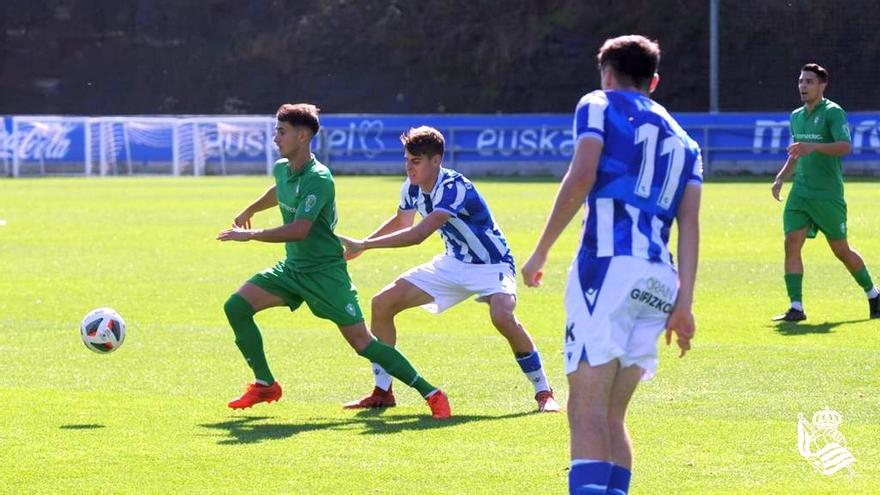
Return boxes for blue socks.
[569,460,611,494]
[569,461,631,495]
[515,350,550,393]
[607,465,631,495]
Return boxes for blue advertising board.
[2,113,879,176]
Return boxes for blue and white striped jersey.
[574,89,703,266]
[399,168,514,269]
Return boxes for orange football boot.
[343,386,396,409]
[227,382,283,409]
[426,390,451,420]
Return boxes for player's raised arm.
[340,208,418,261]
[346,210,450,256]
[521,136,602,287]
[233,184,278,228]
[366,209,418,240]
[665,183,701,357]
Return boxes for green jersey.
[272,155,344,273]
[789,98,851,199]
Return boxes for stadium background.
[2,2,880,494]
[3,1,880,179]
[2,0,878,114]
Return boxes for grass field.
[1,176,878,494]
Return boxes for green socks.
[851,266,875,293]
[787,266,875,304]
[224,293,275,385]
[359,339,436,398]
[784,273,803,304]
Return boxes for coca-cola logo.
[0,122,76,160]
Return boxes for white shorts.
[563,255,678,380]
[401,255,517,313]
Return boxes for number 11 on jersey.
[634,122,685,210]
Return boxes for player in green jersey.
[216,103,450,418]
[771,64,879,321]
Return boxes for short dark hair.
[596,35,661,90]
[276,103,320,136]
[801,63,828,83]
[400,126,445,157]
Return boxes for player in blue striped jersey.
[340,126,559,413]
[399,168,515,270]
[522,36,702,495]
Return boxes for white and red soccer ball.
[80,308,126,354]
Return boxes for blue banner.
[3,113,880,176]
[2,116,87,163]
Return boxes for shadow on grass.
[199,416,347,445]
[352,410,534,435]
[59,424,106,430]
[771,318,867,336]
[200,410,532,445]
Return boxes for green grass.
[0,176,878,494]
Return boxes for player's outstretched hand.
[521,252,546,288]
[217,227,253,242]
[771,179,783,201]
[665,307,695,358]
[233,210,253,229]
[339,235,365,261]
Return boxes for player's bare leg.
[237,282,287,312]
[489,293,560,412]
[370,278,434,346]
[828,239,880,318]
[828,238,865,273]
[607,365,643,467]
[567,359,618,492]
[783,227,808,276]
[603,365,642,495]
[343,279,432,409]
[336,321,377,353]
[568,359,618,460]
[774,227,808,322]
[488,293,535,354]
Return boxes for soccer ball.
[80,308,126,354]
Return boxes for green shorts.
[249,261,364,327]
[783,194,847,240]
